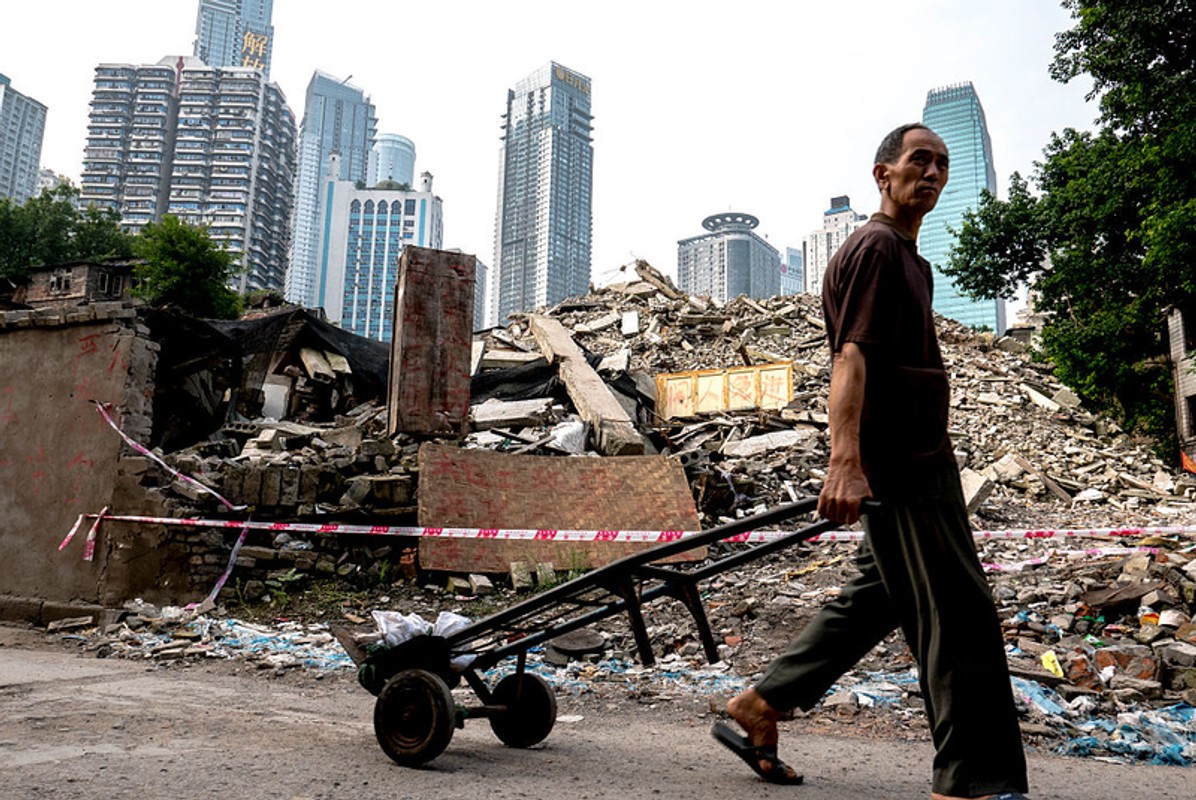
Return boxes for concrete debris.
[119,266,1195,622]
[71,262,1196,764]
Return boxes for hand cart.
[360,497,841,766]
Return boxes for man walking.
[713,123,1029,799]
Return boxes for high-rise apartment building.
[285,71,377,309]
[37,168,69,194]
[194,0,275,79]
[781,247,804,295]
[492,62,593,325]
[677,213,780,303]
[803,195,868,294]
[81,62,176,229]
[367,133,415,188]
[0,73,48,202]
[921,81,1006,333]
[80,56,297,293]
[473,258,489,330]
[314,154,442,341]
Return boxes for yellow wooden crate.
[655,362,794,420]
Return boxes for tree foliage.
[0,186,133,279]
[131,215,242,320]
[946,0,1196,449]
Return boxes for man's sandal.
[711,721,804,785]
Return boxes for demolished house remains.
[2,251,1195,764]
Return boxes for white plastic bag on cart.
[433,611,476,670]
[371,610,432,647]
[370,609,476,670]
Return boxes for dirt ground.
[1,623,1192,800]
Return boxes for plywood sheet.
[417,443,703,572]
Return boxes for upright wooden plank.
[388,247,476,436]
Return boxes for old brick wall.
[416,443,704,573]
[1170,310,1196,459]
[0,304,170,622]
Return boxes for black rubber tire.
[488,672,557,748]
[373,668,456,766]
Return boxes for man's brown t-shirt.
[820,214,957,488]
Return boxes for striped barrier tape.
[66,511,1196,545]
[67,401,1193,600]
[85,401,250,605]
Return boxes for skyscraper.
[677,213,780,302]
[285,71,377,309]
[780,247,804,295]
[367,133,416,188]
[193,0,275,79]
[492,62,593,325]
[79,56,297,293]
[313,154,442,341]
[921,81,1006,333]
[803,195,868,294]
[0,73,48,202]
[81,62,175,228]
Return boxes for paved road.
[0,627,1190,800]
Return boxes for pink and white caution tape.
[71,401,1196,599]
[59,507,109,562]
[70,512,1196,545]
[60,402,251,606]
[94,402,246,512]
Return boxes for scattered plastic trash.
[1062,704,1196,765]
[210,619,354,670]
[828,669,920,707]
[1041,650,1064,679]
[1012,676,1069,717]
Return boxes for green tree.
[132,215,242,319]
[73,204,136,264]
[945,0,1195,450]
[0,186,132,279]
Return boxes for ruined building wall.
[0,303,188,623]
[1170,309,1196,462]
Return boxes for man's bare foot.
[724,689,801,782]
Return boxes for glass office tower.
[0,74,47,203]
[367,133,416,188]
[492,62,593,325]
[285,71,377,309]
[676,213,780,302]
[194,0,275,79]
[920,82,1006,333]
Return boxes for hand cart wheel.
[373,668,456,766]
[488,673,557,748]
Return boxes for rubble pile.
[135,261,1196,600]
[160,263,1193,529]
[75,262,1196,764]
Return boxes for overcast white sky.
[2,1,1097,285]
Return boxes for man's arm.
[817,342,873,524]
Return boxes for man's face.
[875,128,949,216]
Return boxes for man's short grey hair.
[875,123,933,165]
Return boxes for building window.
[50,269,72,293]
[1182,302,1196,353]
[1188,395,1196,438]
